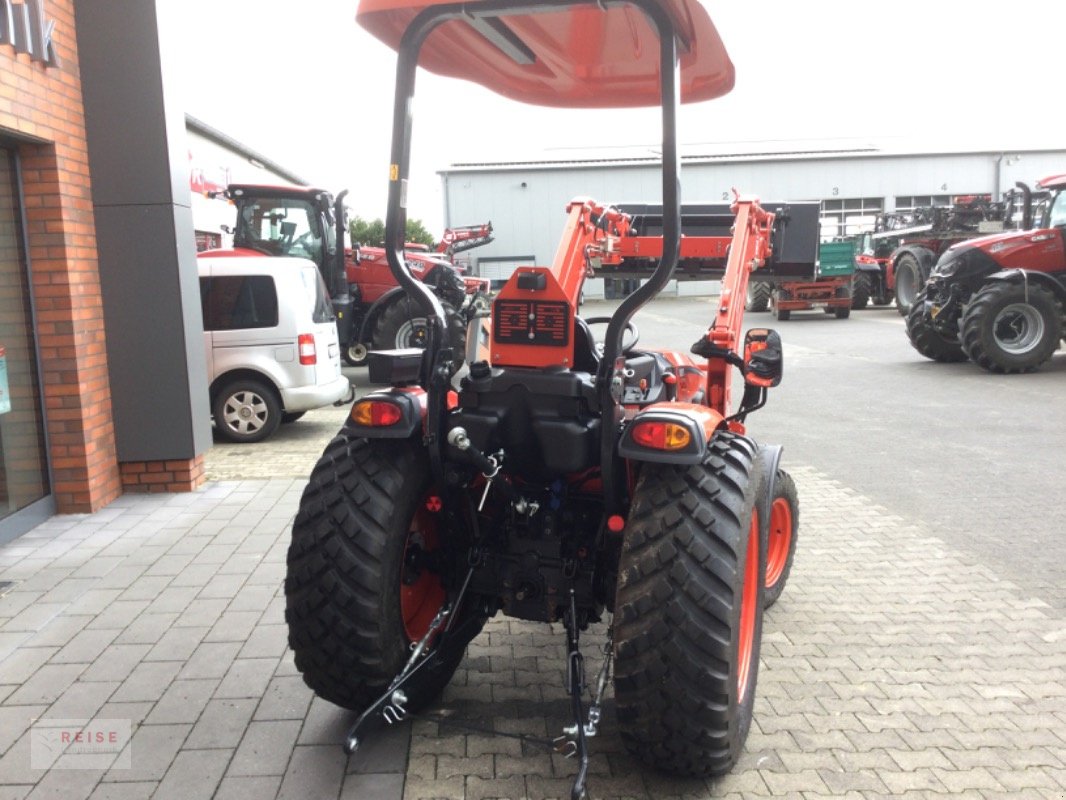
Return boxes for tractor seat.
[573,316,601,374]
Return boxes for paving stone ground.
[0,466,1062,800]
[1,301,1065,799]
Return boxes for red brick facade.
[0,1,203,513]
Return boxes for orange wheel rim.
[400,501,446,642]
[737,514,759,703]
[765,497,793,588]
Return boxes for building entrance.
[0,144,52,541]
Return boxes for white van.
[198,256,352,443]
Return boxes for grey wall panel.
[93,204,210,461]
[76,0,211,462]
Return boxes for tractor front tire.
[342,341,369,367]
[745,282,771,313]
[372,299,467,372]
[959,282,1062,374]
[894,253,926,316]
[285,434,473,711]
[762,469,798,609]
[906,293,967,362]
[613,433,765,778]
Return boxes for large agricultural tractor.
[206,183,490,367]
[283,0,803,796]
[906,174,1066,373]
[855,196,1021,315]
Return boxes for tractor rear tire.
[894,253,926,316]
[613,433,765,778]
[959,282,1061,374]
[373,299,467,372]
[851,273,871,310]
[762,469,798,609]
[906,292,967,362]
[285,434,475,711]
[745,282,771,313]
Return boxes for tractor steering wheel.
[583,316,640,356]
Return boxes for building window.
[0,145,50,524]
[894,195,952,213]
[820,197,883,240]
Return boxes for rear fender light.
[617,405,721,465]
[298,334,317,365]
[351,400,403,427]
[344,390,425,439]
[630,420,692,451]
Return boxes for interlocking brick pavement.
[0,463,1061,799]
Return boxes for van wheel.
[213,379,281,443]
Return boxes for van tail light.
[298,334,317,365]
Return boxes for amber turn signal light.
[351,400,403,427]
[630,421,692,451]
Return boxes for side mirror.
[220,224,233,235]
[743,328,783,388]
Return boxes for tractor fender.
[617,402,725,465]
[753,443,784,549]
[892,244,937,273]
[980,269,1066,303]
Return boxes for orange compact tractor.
[284,1,801,796]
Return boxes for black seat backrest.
[572,316,600,374]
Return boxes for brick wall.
[0,1,125,512]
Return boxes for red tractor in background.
[283,0,804,798]
[853,195,1021,315]
[205,184,491,367]
[906,174,1066,373]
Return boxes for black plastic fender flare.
[981,268,1066,304]
[753,443,784,554]
[357,287,412,343]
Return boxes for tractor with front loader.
[906,174,1066,373]
[283,0,802,796]
[208,183,490,367]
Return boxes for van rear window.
[200,275,279,330]
[300,269,336,324]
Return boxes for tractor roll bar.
[382,0,685,504]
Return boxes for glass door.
[0,144,50,530]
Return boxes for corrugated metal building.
[440,144,1066,296]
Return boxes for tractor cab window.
[235,198,324,265]
[1047,191,1066,229]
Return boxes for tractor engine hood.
[947,228,1059,264]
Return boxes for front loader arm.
[698,195,775,417]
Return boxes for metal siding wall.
[444,151,1066,288]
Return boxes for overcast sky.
[180,1,1066,235]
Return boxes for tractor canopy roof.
[356,0,734,108]
[1037,174,1066,191]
